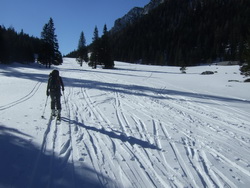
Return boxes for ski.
[50,110,61,124]
[51,114,56,120]
[56,115,61,124]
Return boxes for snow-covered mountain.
[111,0,166,33]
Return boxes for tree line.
[0,18,62,66]
[110,0,250,67]
[71,24,114,69]
[0,26,40,64]
[1,0,250,74]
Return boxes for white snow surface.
[0,58,250,188]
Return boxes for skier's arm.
[46,79,50,96]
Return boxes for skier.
[46,69,64,120]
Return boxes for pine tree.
[90,26,100,68]
[110,0,250,66]
[0,26,40,64]
[0,26,5,63]
[240,34,250,76]
[77,31,88,66]
[99,24,114,69]
[40,17,62,67]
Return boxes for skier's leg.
[57,109,61,120]
[50,92,56,116]
[51,109,56,116]
[55,93,62,119]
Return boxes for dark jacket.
[46,70,64,96]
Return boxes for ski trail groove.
[113,92,183,187]
[0,81,42,111]
[29,116,53,187]
[47,119,59,187]
[80,87,111,130]
[77,88,124,186]
[30,88,76,187]
[71,86,159,187]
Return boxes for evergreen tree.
[110,0,250,66]
[90,26,100,68]
[65,50,78,58]
[99,24,114,69]
[0,26,5,63]
[40,17,62,67]
[240,34,250,76]
[0,26,42,64]
[77,31,88,66]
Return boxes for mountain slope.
[111,0,166,33]
[110,0,250,66]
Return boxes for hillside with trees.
[0,18,62,66]
[0,26,42,64]
[110,0,250,67]
[68,25,114,69]
[91,24,114,69]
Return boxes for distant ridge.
[111,0,166,33]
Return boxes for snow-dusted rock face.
[143,0,165,14]
[111,0,166,33]
[112,7,144,33]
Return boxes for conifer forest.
[110,0,250,66]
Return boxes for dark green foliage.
[0,26,42,64]
[240,34,250,76]
[99,25,114,69]
[0,18,62,66]
[77,31,88,66]
[110,0,250,66]
[89,26,100,68]
[240,64,250,76]
[65,50,78,58]
[39,18,62,66]
[90,25,114,69]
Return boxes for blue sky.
[0,0,150,55]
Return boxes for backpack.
[49,70,60,91]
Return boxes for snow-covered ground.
[0,58,250,188]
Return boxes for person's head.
[51,69,59,77]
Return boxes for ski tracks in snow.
[149,93,250,187]
[29,113,75,187]
[0,81,42,111]
[30,60,250,188]
[64,82,187,187]
[149,86,250,187]
[85,69,250,187]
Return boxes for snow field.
[0,58,250,187]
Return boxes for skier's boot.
[57,109,61,120]
[51,109,56,117]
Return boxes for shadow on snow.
[0,125,114,188]
[63,77,250,104]
[62,117,161,151]
[1,63,249,105]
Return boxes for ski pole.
[62,91,69,116]
[41,96,49,119]
[62,91,66,103]
[63,91,67,107]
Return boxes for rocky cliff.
[111,0,166,33]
